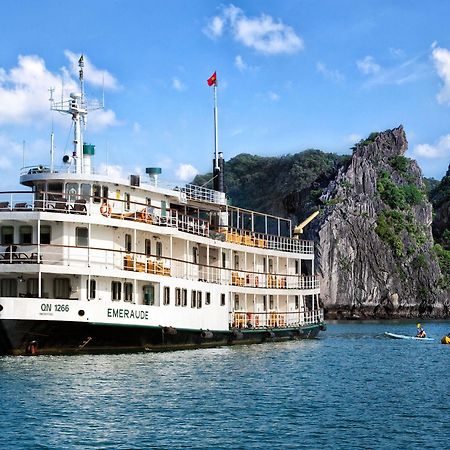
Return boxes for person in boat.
[416,324,427,338]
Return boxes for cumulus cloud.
[316,62,344,83]
[64,50,119,90]
[413,134,450,159]
[0,52,118,128]
[347,133,362,144]
[356,56,381,75]
[172,77,185,92]
[431,45,450,105]
[98,163,123,178]
[205,4,303,55]
[268,91,280,101]
[176,163,198,181]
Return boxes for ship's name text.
[107,308,149,320]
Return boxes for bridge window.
[93,185,101,203]
[20,226,33,244]
[40,225,51,244]
[81,183,91,201]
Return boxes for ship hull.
[0,319,325,355]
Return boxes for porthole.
[78,309,85,317]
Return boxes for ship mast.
[50,54,103,174]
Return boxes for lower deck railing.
[230,309,324,329]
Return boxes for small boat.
[441,335,450,345]
[384,332,435,341]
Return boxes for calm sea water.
[1,321,449,449]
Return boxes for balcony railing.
[0,244,320,291]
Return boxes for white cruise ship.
[0,57,324,355]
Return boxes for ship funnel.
[146,167,162,186]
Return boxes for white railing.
[229,309,324,329]
[180,184,227,205]
[0,244,320,291]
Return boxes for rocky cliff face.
[315,126,448,318]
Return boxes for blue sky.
[1,0,450,190]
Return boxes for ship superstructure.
[0,58,323,355]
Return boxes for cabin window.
[182,289,187,307]
[234,253,239,270]
[222,252,226,268]
[1,278,17,297]
[40,225,51,244]
[295,295,299,309]
[86,279,96,300]
[145,239,151,257]
[234,294,239,310]
[93,185,101,203]
[191,290,197,308]
[26,278,39,297]
[175,288,181,306]
[19,226,33,244]
[48,182,63,194]
[102,186,109,201]
[1,226,14,245]
[163,286,170,305]
[263,258,267,273]
[81,183,91,201]
[295,260,300,275]
[269,295,274,310]
[205,292,211,305]
[124,193,131,211]
[263,295,267,311]
[221,293,225,306]
[54,278,70,299]
[76,227,89,247]
[125,234,132,253]
[197,291,202,309]
[143,285,155,306]
[66,183,79,203]
[112,281,122,301]
[268,259,274,274]
[193,247,198,264]
[156,241,162,258]
[124,282,133,302]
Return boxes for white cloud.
[205,5,303,55]
[98,163,123,178]
[268,91,280,101]
[347,133,362,144]
[316,62,344,83]
[172,77,185,92]
[0,53,118,129]
[176,163,198,181]
[132,122,142,134]
[431,45,450,105]
[235,55,247,71]
[413,134,450,159]
[357,55,381,75]
[64,50,119,90]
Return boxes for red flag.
[207,71,217,86]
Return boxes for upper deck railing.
[0,190,314,255]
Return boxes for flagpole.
[214,81,219,171]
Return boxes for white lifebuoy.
[100,203,111,217]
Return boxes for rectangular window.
[191,290,196,308]
[295,295,299,309]
[234,294,239,310]
[263,257,267,273]
[124,193,131,211]
[197,291,202,309]
[76,227,89,247]
[182,289,187,307]
[156,241,162,258]
[124,282,133,302]
[234,253,239,270]
[268,259,273,274]
[66,183,79,203]
[263,295,267,311]
[295,260,300,275]
[93,184,101,203]
[86,279,96,300]
[19,226,33,244]
[221,293,225,306]
[1,278,17,297]
[40,225,51,244]
[193,247,198,264]
[112,281,121,300]
[54,278,70,299]
[48,182,63,194]
[163,286,170,305]
[125,234,132,253]
[26,278,39,297]
[145,239,151,257]
[143,284,155,306]
[1,226,14,245]
[205,292,211,305]
[222,252,226,268]
[269,295,274,310]
[175,288,181,306]
[81,183,91,201]
[102,186,109,201]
